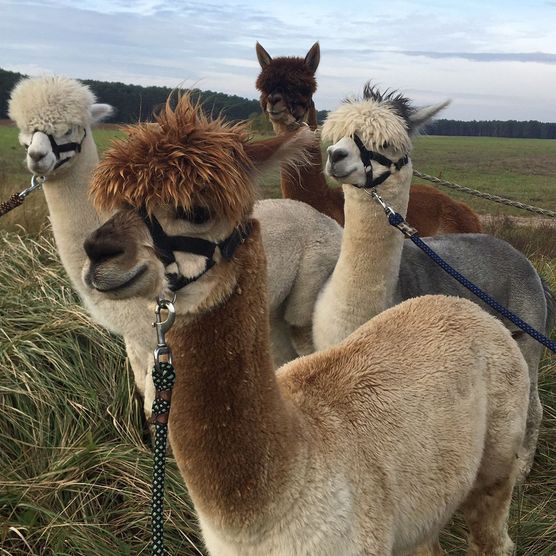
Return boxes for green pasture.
[1,124,556,234]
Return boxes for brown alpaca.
[86,95,527,555]
[256,41,345,225]
[255,42,482,235]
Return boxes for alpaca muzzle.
[139,209,253,292]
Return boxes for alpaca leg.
[462,475,516,556]
[290,324,315,356]
[515,335,543,481]
[269,312,299,367]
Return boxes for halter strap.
[139,209,253,292]
[352,134,409,188]
[32,128,87,170]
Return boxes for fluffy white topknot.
[321,99,413,155]
[8,75,97,135]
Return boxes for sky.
[2,0,556,121]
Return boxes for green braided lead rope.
[151,360,176,556]
[413,169,556,218]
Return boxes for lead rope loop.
[151,296,176,556]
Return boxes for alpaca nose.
[268,92,283,105]
[84,231,125,265]
[28,149,46,162]
[328,148,348,164]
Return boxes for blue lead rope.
[387,211,556,353]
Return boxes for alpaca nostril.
[84,235,125,265]
[28,150,46,162]
[330,149,348,164]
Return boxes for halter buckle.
[153,296,176,364]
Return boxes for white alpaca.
[84,95,530,555]
[8,77,341,415]
[314,84,553,478]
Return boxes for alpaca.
[316,84,554,479]
[255,42,482,234]
[8,78,340,419]
[256,41,345,225]
[8,76,113,294]
[85,95,530,555]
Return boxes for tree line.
[1,68,555,138]
[424,119,556,139]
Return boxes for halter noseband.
[352,134,409,189]
[31,128,87,170]
[139,208,252,292]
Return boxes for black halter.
[31,128,87,170]
[352,134,409,189]
[139,208,252,292]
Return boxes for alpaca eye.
[382,142,390,149]
[176,206,210,224]
[65,128,73,136]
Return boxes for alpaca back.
[276,295,528,554]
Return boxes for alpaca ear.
[304,42,320,73]
[245,126,316,173]
[91,103,115,123]
[256,42,272,68]
[409,100,450,134]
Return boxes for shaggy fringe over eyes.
[90,94,256,225]
[321,82,415,154]
[256,57,317,99]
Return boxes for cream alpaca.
[9,79,341,417]
[84,96,530,554]
[315,84,554,479]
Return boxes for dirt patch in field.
[481,214,556,229]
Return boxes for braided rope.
[151,361,176,556]
[388,212,556,353]
[413,169,556,218]
[0,193,24,217]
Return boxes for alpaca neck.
[277,104,345,225]
[315,166,411,349]
[41,131,101,296]
[168,222,301,528]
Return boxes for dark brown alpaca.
[256,41,345,225]
[255,42,481,235]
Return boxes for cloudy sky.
[2,0,556,121]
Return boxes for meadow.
[0,123,555,554]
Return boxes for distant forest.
[1,68,555,138]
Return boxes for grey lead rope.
[413,170,556,219]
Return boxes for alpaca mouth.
[330,167,356,180]
[268,109,287,119]
[28,158,56,175]
[90,264,148,293]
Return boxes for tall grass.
[0,222,554,555]
[0,230,201,555]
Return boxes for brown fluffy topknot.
[90,93,256,225]
[256,57,317,99]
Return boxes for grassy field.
[1,124,555,554]
[1,124,556,232]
